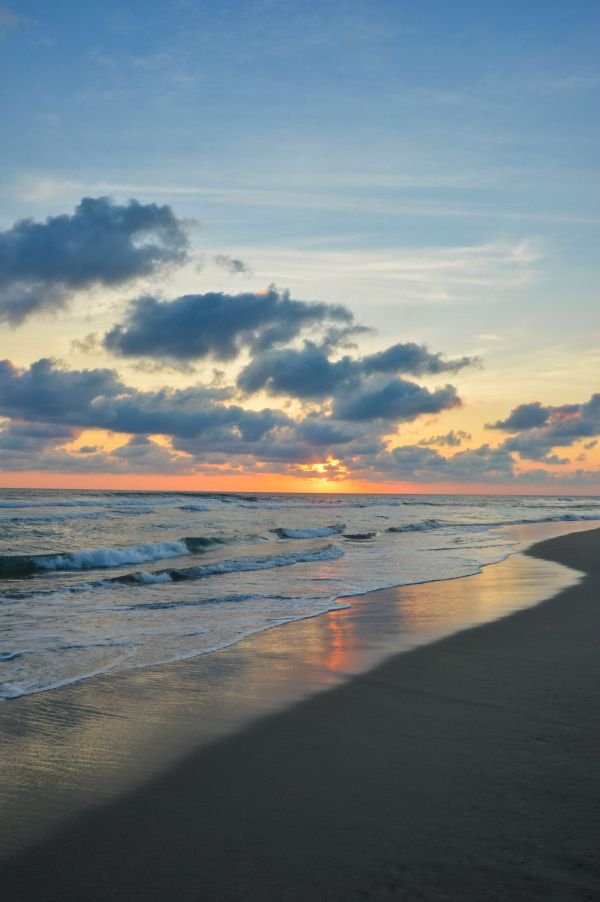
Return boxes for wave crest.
[273,524,344,539]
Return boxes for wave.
[0,497,166,509]
[118,592,333,613]
[0,556,39,578]
[386,512,600,535]
[542,513,600,522]
[116,543,344,585]
[120,592,258,612]
[0,511,108,524]
[344,532,377,540]
[0,508,154,524]
[183,536,226,551]
[387,519,446,533]
[34,541,190,572]
[0,534,232,579]
[273,524,344,539]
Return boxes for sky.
[0,0,599,493]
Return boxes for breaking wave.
[273,524,344,539]
[0,535,226,578]
[117,543,344,585]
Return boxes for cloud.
[357,428,595,484]
[332,380,461,422]
[237,342,355,399]
[364,443,516,483]
[0,197,190,323]
[362,343,476,377]
[493,393,600,461]
[419,430,471,447]
[213,254,251,275]
[0,357,597,485]
[237,340,475,400]
[70,333,101,355]
[0,419,78,452]
[0,358,289,442]
[0,428,191,475]
[104,288,354,361]
[0,356,460,475]
[488,401,553,431]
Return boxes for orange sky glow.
[0,470,595,496]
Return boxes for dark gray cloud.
[488,401,553,431]
[237,342,355,398]
[495,393,600,460]
[365,443,516,483]
[237,340,475,400]
[0,419,77,452]
[0,197,190,323]
[362,342,476,377]
[361,438,598,484]
[0,431,190,475]
[332,379,461,422]
[419,430,471,447]
[489,400,581,433]
[0,358,391,473]
[0,358,289,442]
[172,420,381,468]
[501,432,570,463]
[0,357,597,485]
[0,346,467,475]
[238,340,466,429]
[104,289,353,361]
[0,358,122,420]
[293,417,359,447]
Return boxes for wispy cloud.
[10,175,600,227]
[234,241,542,306]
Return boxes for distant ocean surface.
[1,489,599,700]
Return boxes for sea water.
[1,489,599,699]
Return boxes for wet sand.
[1,526,600,900]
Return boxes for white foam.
[126,570,174,584]
[35,541,189,571]
[276,524,344,539]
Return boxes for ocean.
[1,489,599,700]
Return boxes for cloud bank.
[0,193,596,488]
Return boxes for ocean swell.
[117,543,345,585]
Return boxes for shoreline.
[1,526,600,898]
[0,520,588,860]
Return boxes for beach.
[1,525,599,899]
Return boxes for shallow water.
[1,489,599,698]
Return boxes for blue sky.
[0,1,599,490]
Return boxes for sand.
[1,527,600,900]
